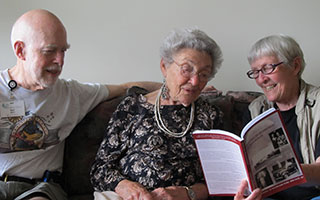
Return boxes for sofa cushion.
[226,91,263,135]
[201,92,235,134]
[62,96,123,196]
[201,90,263,136]
[226,91,263,102]
[62,86,149,197]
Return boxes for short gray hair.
[160,28,223,79]
[248,34,305,77]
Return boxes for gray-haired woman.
[235,35,320,200]
[90,28,223,200]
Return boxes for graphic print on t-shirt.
[0,112,60,153]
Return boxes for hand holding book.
[193,108,306,198]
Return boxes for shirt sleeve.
[64,79,109,121]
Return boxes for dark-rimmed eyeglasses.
[172,60,211,82]
[246,62,284,79]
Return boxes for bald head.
[9,9,70,90]
[11,9,67,51]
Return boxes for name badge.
[0,100,25,118]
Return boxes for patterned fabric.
[90,93,223,192]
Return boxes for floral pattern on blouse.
[90,93,223,192]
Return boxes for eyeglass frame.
[171,59,212,82]
[246,62,284,79]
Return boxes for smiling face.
[250,55,301,109]
[24,26,68,89]
[161,48,212,106]
[25,18,69,89]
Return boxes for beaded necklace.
[154,85,195,138]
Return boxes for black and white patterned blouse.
[90,93,223,192]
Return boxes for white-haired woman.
[235,35,320,200]
[90,28,223,200]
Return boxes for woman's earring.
[161,80,170,100]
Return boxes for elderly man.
[0,9,160,200]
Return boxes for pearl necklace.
[154,85,195,138]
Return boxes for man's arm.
[105,81,161,100]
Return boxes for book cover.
[193,108,306,198]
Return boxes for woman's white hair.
[248,34,305,77]
[160,28,223,79]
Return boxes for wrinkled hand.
[151,186,187,200]
[234,179,262,200]
[115,179,153,200]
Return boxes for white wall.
[1,0,320,92]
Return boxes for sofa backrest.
[202,90,263,135]
[62,96,124,196]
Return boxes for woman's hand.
[151,186,188,200]
[115,179,153,200]
[234,179,262,200]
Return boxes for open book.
[192,108,306,198]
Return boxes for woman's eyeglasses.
[172,60,211,82]
[246,62,283,79]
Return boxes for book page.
[193,130,248,196]
[241,108,305,197]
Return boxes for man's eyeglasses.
[246,62,284,79]
[172,60,212,82]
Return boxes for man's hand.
[234,179,262,200]
[115,179,153,200]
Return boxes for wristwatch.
[185,186,197,200]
